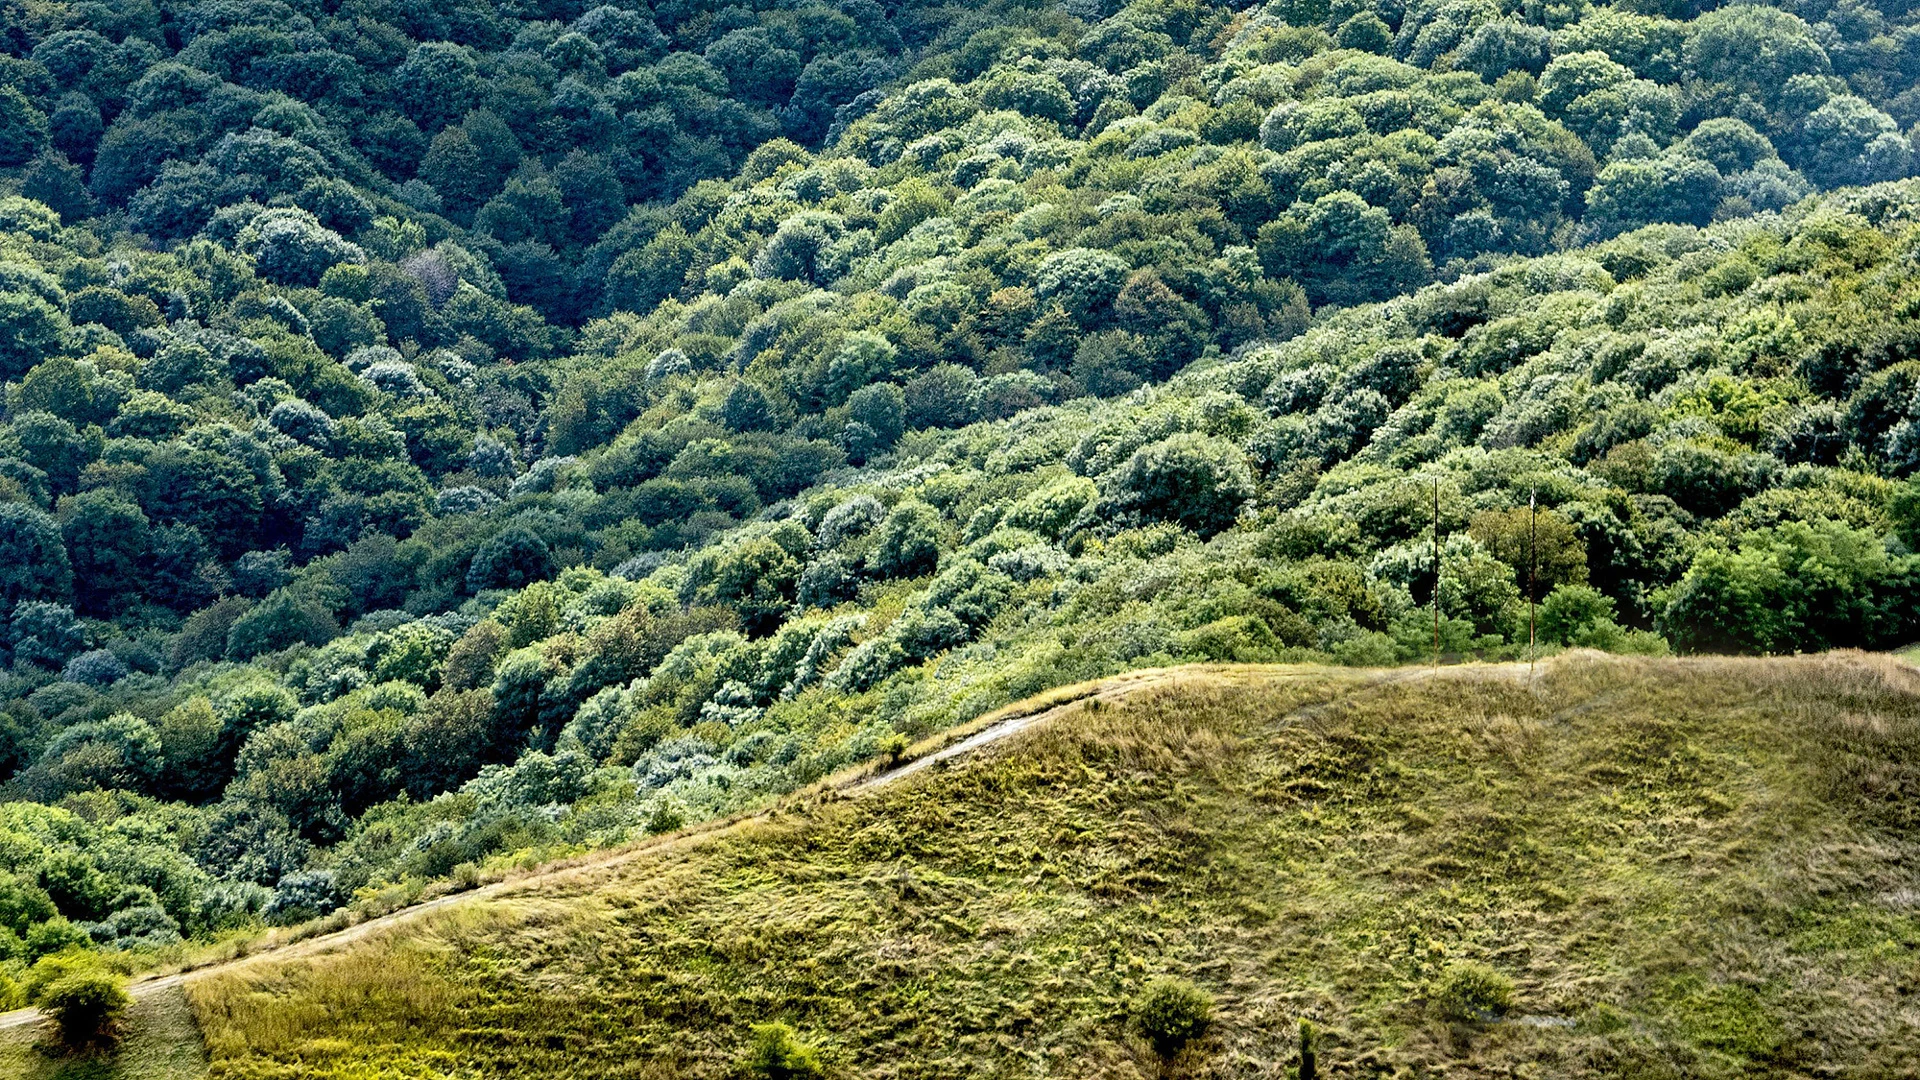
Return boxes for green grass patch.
[186,654,1920,1078]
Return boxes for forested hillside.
[5,0,1920,981]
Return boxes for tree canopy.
[2,0,1920,964]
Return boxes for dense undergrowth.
[181,655,1920,1078]
[6,0,1920,985]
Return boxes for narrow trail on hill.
[0,659,1524,1035]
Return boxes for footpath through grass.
[177,654,1920,1077]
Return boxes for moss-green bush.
[1132,977,1214,1057]
[743,1022,824,1080]
[1434,961,1515,1023]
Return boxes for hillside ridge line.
[0,659,1448,1034]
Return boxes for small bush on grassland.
[265,870,344,926]
[40,968,129,1049]
[1435,961,1514,1022]
[743,1021,824,1080]
[1133,976,1213,1057]
[644,798,685,834]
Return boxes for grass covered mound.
[183,653,1920,1079]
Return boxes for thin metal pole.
[1432,476,1440,669]
[1528,488,1537,677]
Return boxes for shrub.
[1661,520,1917,654]
[892,605,968,658]
[60,649,126,687]
[867,500,944,579]
[754,211,843,283]
[0,291,69,382]
[1109,433,1255,539]
[434,486,495,515]
[1434,961,1514,1022]
[683,535,803,635]
[264,870,343,926]
[825,636,907,693]
[196,882,272,934]
[796,552,860,609]
[38,713,163,793]
[226,588,338,660]
[1132,976,1213,1057]
[468,528,555,592]
[13,600,86,669]
[1537,584,1616,645]
[743,1021,824,1080]
[40,968,129,1050]
[845,383,904,461]
[1331,630,1398,666]
[903,364,978,430]
[443,621,507,691]
[241,208,365,287]
[817,495,886,549]
[644,798,687,834]
[1468,507,1588,598]
[1035,247,1130,323]
[1004,477,1096,539]
[1892,478,1920,550]
[0,502,72,609]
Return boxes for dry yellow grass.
[176,652,1920,1078]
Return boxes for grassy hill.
[157,652,1920,1079]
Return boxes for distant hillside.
[179,653,1920,1079]
[13,0,1920,974]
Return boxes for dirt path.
[0,659,1520,1036]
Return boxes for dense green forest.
[5,0,1920,982]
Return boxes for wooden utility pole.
[1432,476,1440,669]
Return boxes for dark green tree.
[1109,433,1255,539]
[0,85,46,166]
[58,491,148,617]
[867,500,944,579]
[1258,193,1431,307]
[0,291,69,381]
[468,527,555,592]
[0,503,71,609]
[226,588,338,660]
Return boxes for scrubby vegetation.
[180,657,1920,1077]
[1133,976,1215,1057]
[4,0,1920,985]
[39,966,129,1050]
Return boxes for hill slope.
[179,653,1920,1079]
[17,0,1920,962]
